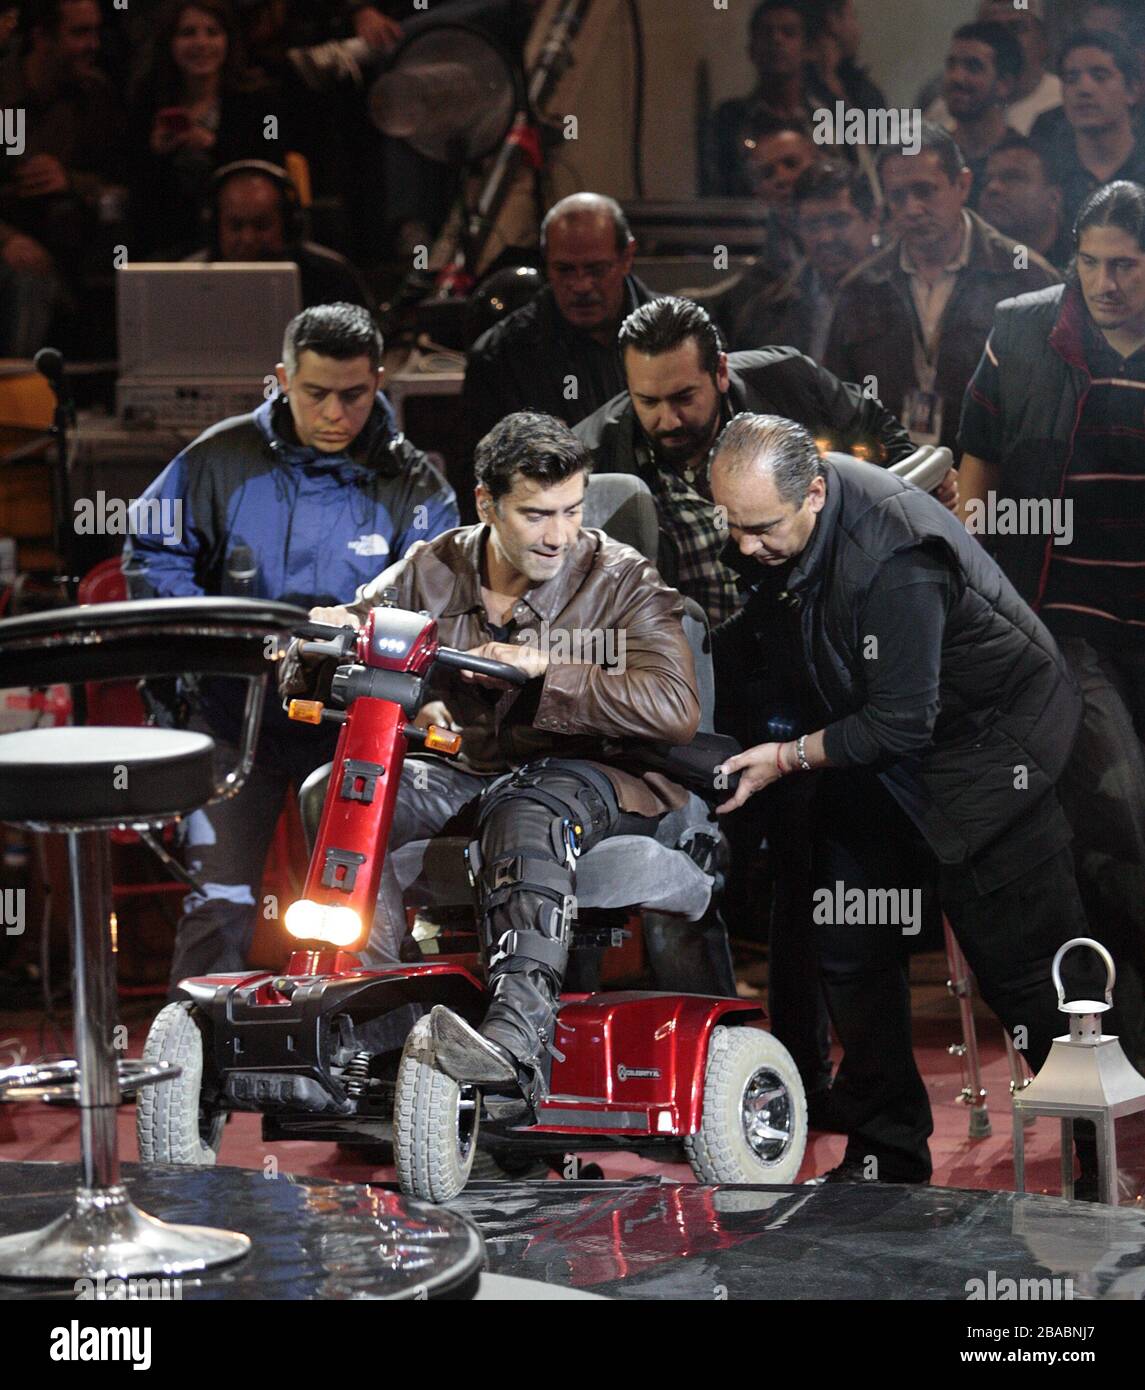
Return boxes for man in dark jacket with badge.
[825,123,1058,457]
[710,412,1104,1189]
[123,302,458,991]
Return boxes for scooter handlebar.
[291,620,528,684]
[293,621,360,664]
[434,646,529,685]
[297,639,352,662]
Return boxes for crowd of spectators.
[0,0,540,356]
[3,0,1143,383]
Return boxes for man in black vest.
[576,296,927,1117]
[710,412,1103,1189]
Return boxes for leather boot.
[430,963,563,1111]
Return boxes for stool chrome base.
[0,1058,181,1103]
[0,1183,250,1280]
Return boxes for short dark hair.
[618,297,724,379]
[712,413,825,507]
[751,0,824,42]
[793,158,876,219]
[1059,27,1142,89]
[986,133,1061,186]
[952,20,1023,82]
[474,411,592,506]
[1074,179,1145,253]
[877,120,967,181]
[282,303,383,376]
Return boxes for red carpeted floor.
[3,969,1144,1202]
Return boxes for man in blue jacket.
[123,302,458,992]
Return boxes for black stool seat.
[0,727,215,826]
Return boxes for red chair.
[77,558,147,725]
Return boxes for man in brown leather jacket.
[281,411,701,1111]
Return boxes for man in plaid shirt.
[574,296,929,626]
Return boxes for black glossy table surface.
[2,1164,1144,1300]
[0,1163,483,1300]
[450,1176,1145,1300]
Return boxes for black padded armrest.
[0,597,309,688]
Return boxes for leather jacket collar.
[434,524,602,625]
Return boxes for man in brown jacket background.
[283,411,701,1111]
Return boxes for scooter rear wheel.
[394,1015,480,1202]
[136,1001,226,1166]
[685,1025,806,1185]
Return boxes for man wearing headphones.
[183,159,376,315]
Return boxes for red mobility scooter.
[137,602,807,1201]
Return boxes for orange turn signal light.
[288,699,324,725]
[424,724,462,755]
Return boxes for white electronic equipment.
[115,263,301,430]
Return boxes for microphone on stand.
[34,346,76,429]
[33,346,78,602]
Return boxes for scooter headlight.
[284,899,363,948]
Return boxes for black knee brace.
[463,759,620,982]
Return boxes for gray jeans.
[1057,637,1145,1071]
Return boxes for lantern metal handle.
[1052,937,1115,1009]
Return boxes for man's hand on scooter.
[715,742,784,814]
[298,606,360,664]
[460,641,548,686]
[935,468,959,513]
[280,606,361,697]
[308,604,360,630]
[414,700,459,731]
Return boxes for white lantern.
[1013,938,1145,1204]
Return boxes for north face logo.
[347,534,391,557]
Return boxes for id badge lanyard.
[903,283,945,447]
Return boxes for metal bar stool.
[0,596,305,1280]
[943,919,992,1138]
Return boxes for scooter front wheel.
[394,1014,480,1202]
[136,1001,226,1166]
